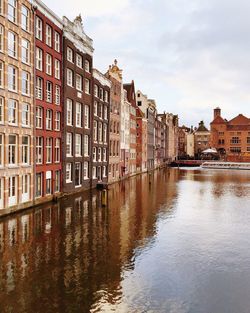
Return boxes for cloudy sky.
[44,0,250,127]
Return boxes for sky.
[43,0,250,127]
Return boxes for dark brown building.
[92,69,111,188]
[62,16,94,193]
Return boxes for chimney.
[214,107,221,119]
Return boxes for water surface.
[0,168,250,313]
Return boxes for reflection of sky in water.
[1,169,250,313]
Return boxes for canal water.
[0,168,250,313]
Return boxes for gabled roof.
[228,114,250,125]
[124,81,136,107]
[196,121,209,132]
[211,115,227,125]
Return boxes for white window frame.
[36,47,43,71]
[8,0,17,23]
[55,170,60,192]
[8,99,18,125]
[36,173,42,198]
[66,133,72,157]
[55,111,60,131]
[76,74,83,91]
[21,5,30,32]
[36,77,43,100]
[76,102,82,128]
[36,106,43,129]
[22,103,30,127]
[8,176,17,207]
[8,135,17,166]
[46,24,52,47]
[84,135,89,157]
[46,109,52,130]
[85,60,90,72]
[75,134,81,156]
[0,133,4,167]
[36,137,43,164]
[55,32,60,52]
[46,138,52,164]
[55,85,60,105]
[21,38,30,64]
[55,138,60,163]
[46,54,52,76]
[36,16,43,40]
[0,25,3,53]
[55,59,60,80]
[84,105,90,129]
[46,81,52,103]
[76,54,82,68]
[67,69,73,87]
[85,78,90,94]
[66,163,72,183]
[21,136,30,165]
[8,65,17,92]
[0,97,4,124]
[84,162,89,180]
[66,99,73,126]
[67,47,73,62]
[21,71,30,96]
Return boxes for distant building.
[178,126,190,159]
[124,81,137,176]
[120,89,130,178]
[106,60,122,183]
[210,107,250,162]
[194,121,210,158]
[92,69,111,188]
[136,107,147,173]
[186,131,195,158]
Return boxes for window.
[0,61,3,88]
[22,136,29,164]
[84,105,89,128]
[46,109,52,130]
[66,99,73,125]
[55,138,60,163]
[85,60,90,72]
[84,135,89,157]
[67,47,73,62]
[103,166,107,177]
[99,103,103,118]
[46,172,52,195]
[8,0,17,23]
[76,74,83,91]
[0,97,4,123]
[75,134,81,156]
[46,54,52,75]
[36,107,43,129]
[54,59,60,80]
[103,148,107,161]
[230,147,241,153]
[103,124,107,143]
[84,162,89,180]
[55,170,60,192]
[55,32,60,52]
[98,147,102,161]
[76,103,82,127]
[8,65,17,91]
[36,17,43,40]
[46,81,52,103]
[67,69,73,87]
[76,54,82,68]
[75,163,81,186]
[8,31,17,57]
[94,121,97,142]
[93,147,97,161]
[36,173,42,198]
[46,138,52,163]
[94,85,98,97]
[0,25,3,52]
[21,39,30,64]
[92,166,97,179]
[85,79,90,94]
[0,134,3,166]
[22,71,30,95]
[22,103,30,126]
[36,137,43,164]
[36,77,43,100]
[100,88,103,100]
[94,101,98,116]
[8,99,17,125]
[55,112,60,131]
[8,176,17,206]
[8,135,17,165]
[55,85,60,105]
[230,137,240,144]
[36,48,43,71]
[104,106,108,120]
[46,25,52,47]
[98,122,103,143]
[66,163,72,183]
[21,5,29,31]
[105,91,109,103]
[66,133,72,156]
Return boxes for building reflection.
[0,170,177,313]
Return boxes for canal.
[0,168,250,313]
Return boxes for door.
[8,176,17,207]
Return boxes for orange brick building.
[210,108,250,162]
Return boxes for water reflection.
[0,168,249,313]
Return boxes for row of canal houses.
[0,0,179,211]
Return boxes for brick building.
[34,0,63,203]
[105,60,122,183]
[124,81,137,175]
[120,88,130,178]
[62,16,93,193]
[0,0,34,210]
[92,69,110,188]
[136,107,147,173]
[194,120,210,159]
[210,107,250,162]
